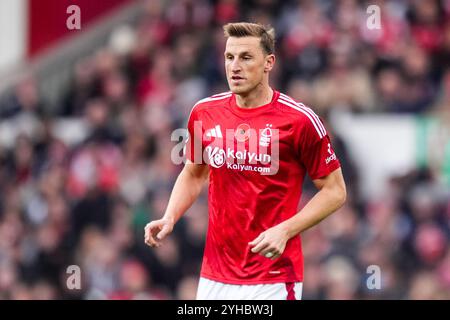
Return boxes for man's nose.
[231,58,241,72]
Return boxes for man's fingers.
[249,233,268,253]
[251,241,269,253]
[144,222,162,247]
[248,233,264,247]
[156,224,171,240]
[145,236,161,247]
[260,245,281,257]
[270,252,281,260]
[260,247,274,256]
[145,233,157,247]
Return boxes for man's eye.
[243,56,251,60]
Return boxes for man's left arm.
[249,168,346,260]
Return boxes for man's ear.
[264,54,275,73]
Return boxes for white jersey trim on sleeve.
[188,92,232,120]
[211,91,232,98]
[279,93,326,137]
[277,96,325,139]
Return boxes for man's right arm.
[144,160,209,247]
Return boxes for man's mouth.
[231,76,244,81]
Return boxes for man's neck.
[235,85,273,109]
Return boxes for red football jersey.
[184,90,341,284]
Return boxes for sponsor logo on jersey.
[205,146,226,168]
[325,143,336,164]
[179,120,280,175]
[205,146,271,168]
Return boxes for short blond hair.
[223,22,276,55]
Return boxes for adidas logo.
[205,125,223,138]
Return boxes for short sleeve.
[294,111,341,180]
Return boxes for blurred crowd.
[0,0,450,299]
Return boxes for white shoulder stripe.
[297,103,326,137]
[278,98,324,139]
[193,94,232,107]
[279,94,326,136]
[212,91,232,98]
[188,93,232,120]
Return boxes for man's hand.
[143,161,208,249]
[248,224,290,260]
[144,218,174,248]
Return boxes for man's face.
[224,36,273,94]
